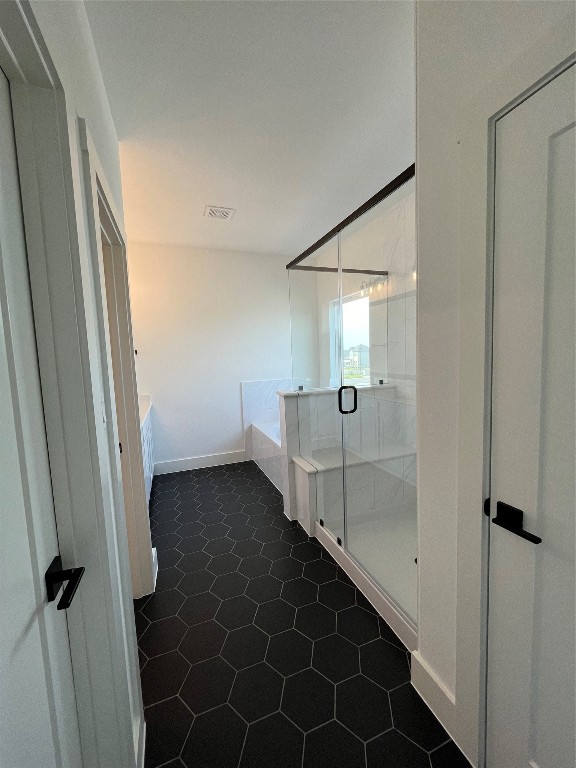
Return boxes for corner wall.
[127,242,292,472]
[415,2,575,764]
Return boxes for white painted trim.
[411,651,478,767]
[0,3,143,766]
[78,118,155,600]
[315,521,418,651]
[155,449,246,475]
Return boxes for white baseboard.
[136,719,146,768]
[315,522,418,651]
[154,450,246,475]
[411,651,457,737]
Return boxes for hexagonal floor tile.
[232,538,263,558]
[135,611,149,640]
[142,589,186,622]
[366,728,430,768]
[390,683,449,751]
[152,533,182,552]
[281,527,309,545]
[227,524,256,541]
[177,535,208,554]
[239,713,303,768]
[254,599,295,635]
[199,510,226,525]
[270,513,294,531]
[281,668,334,732]
[140,651,189,707]
[154,566,184,593]
[378,616,407,650]
[144,696,193,768]
[303,720,365,768]
[337,606,380,645]
[266,629,312,677]
[291,541,322,563]
[302,559,337,584]
[221,624,268,670]
[178,551,211,573]
[238,554,272,578]
[295,602,336,641]
[318,580,356,611]
[430,741,472,768]
[222,507,249,522]
[253,526,282,543]
[179,592,221,626]
[139,616,188,658]
[178,570,215,596]
[211,571,249,599]
[179,620,227,664]
[245,574,283,603]
[247,512,273,529]
[152,519,181,536]
[261,540,292,561]
[156,548,183,569]
[207,552,241,575]
[215,595,257,630]
[180,656,235,714]
[230,662,283,722]
[270,557,303,581]
[181,704,246,768]
[313,634,359,683]
[203,536,235,556]
[177,521,205,538]
[336,674,392,741]
[360,638,410,690]
[281,577,318,607]
[202,523,231,540]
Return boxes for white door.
[486,64,575,768]
[0,68,83,767]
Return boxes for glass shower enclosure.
[288,169,417,624]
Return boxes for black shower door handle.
[338,385,357,414]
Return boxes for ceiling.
[85,1,415,258]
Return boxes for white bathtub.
[250,420,284,492]
[252,419,281,447]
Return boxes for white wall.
[414,2,575,764]
[127,242,292,472]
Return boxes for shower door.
[339,178,417,623]
[288,170,417,624]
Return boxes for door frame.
[482,52,576,767]
[0,3,144,767]
[78,119,157,599]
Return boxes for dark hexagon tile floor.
[136,461,471,768]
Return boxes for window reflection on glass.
[342,296,370,384]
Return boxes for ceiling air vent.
[204,205,235,221]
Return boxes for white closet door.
[0,68,82,767]
[487,63,575,768]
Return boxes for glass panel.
[289,236,344,542]
[341,177,417,622]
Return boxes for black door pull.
[338,385,357,414]
[45,556,85,610]
[492,501,542,544]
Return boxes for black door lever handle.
[491,501,542,544]
[45,555,85,610]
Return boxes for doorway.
[485,61,575,768]
[79,122,156,601]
